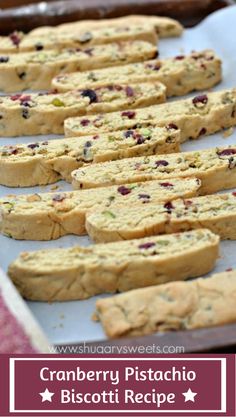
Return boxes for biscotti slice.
[0,82,166,136]
[29,15,183,38]
[53,50,222,97]
[86,192,236,243]
[0,25,157,53]
[8,229,218,302]
[0,177,200,240]
[96,269,236,338]
[0,40,157,92]
[65,88,236,141]
[0,126,179,187]
[72,144,236,194]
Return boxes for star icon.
[182,388,197,402]
[39,388,55,402]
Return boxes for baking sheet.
[1,5,236,345]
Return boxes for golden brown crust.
[0,41,157,92]
[96,269,236,338]
[0,177,200,240]
[0,126,179,187]
[52,50,222,97]
[0,25,158,53]
[8,229,218,301]
[71,144,236,194]
[0,82,165,136]
[85,192,236,243]
[65,89,236,142]
[29,15,183,38]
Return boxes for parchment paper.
[1,5,236,344]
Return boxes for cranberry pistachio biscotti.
[72,144,236,194]
[53,50,222,97]
[8,229,218,301]
[0,126,179,187]
[0,178,200,240]
[65,89,236,141]
[86,192,236,243]
[0,82,166,137]
[0,40,157,92]
[0,25,158,54]
[96,269,236,338]
[29,15,183,38]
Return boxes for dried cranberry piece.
[184,200,193,209]
[80,119,90,126]
[121,111,136,119]
[167,123,178,130]
[47,89,58,95]
[114,85,122,91]
[0,56,9,63]
[10,94,22,101]
[18,72,26,80]
[92,135,99,140]
[138,193,150,199]
[124,130,134,138]
[28,143,39,149]
[217,148,236,156]
[160,182,173,187]
[81,89,97,104]
[21,101,31,107]
[199,127,207,135]
[22,109,29,119]
[20,95,31,102]
[84,48,93,56]
[138,242,156,250]
[146,63,161,71]
[135,134,145,145]
[164,201,174,213]
[232,192,236,197]
[117,186,131,196]
[35,43,44,51]
[52,194,66,202]
[9,32,21,46]
[12,94,32,106]
[20,95,32,106]
[9,148,18,155]
[155,160,169,167]
[175,55,185,60]
[125,86,134,97]
[192,94,208,107]
[228,157,236,170]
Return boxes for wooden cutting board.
[0,0,233,34]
